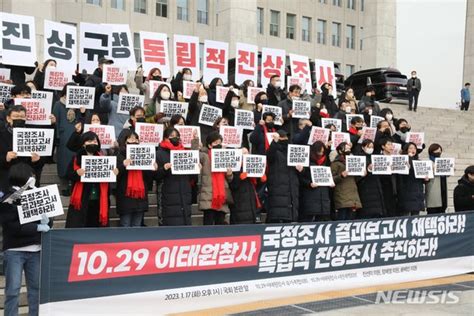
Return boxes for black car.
[344,68,409,102]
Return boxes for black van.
[344,68,408,102]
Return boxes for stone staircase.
[0,103,473,315]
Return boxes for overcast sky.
[397,0,467,108]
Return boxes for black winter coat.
[454,176,474,212]
[229,172,258,224]
[266,84,286,106]
[356,155,386,218]
[266,141,299,222]
[298,159,331,218]
[155,147,193,226]
[396,160,425,213]
[249,123,276,155]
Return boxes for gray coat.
[52,100,76,178]
[407,78,422,91]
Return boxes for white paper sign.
[287,145,310,167]
[160,101,189,120]
[314,59,337,97]
[261,47,286,88]
[286,76,307,92]
[203,40,229,84]
[44,68,73,91]
[175,125,201,148]
[292,100,311,119]
[81,156,117,183]
[321,118,342,132]
[106,23,137,70]
[216,86,230,104]
[43,20,78,70]
[345,114,364,131]
[266,132,278,145]
[103,65,128,85]
[262,105,283,125]
[371,155,392,175]
[370,115,385,128]
[391,155,410,175]
[135,122,164,146]
[0,83,13,103]
[17,184,63,225]
[346,155,366,176]
[15,98,52,125]
[247,87,265,104]
[406,132,425,149]
[211,149,243,172]
[220,126,243,148]
[198,104,222,126]
[308,127,330,145]
[66,86,95,109]
[183,80,198,99]
[358,127,377,143]
[235,109,254,130]
[434,158,455,176]
[310,166,335,186]
[13,128,54,156]
[139,31,170,78]
[171,150,200,175]
[0,68,11,81]
[0,13,37,67]
[243,154,266,178]
[392,143,402,155]
[331,132,350,150]
[117,93,145,115]
[83,124,116,149]
[413,160,434,179]
[148,80,171,99]
[126,144,156,170]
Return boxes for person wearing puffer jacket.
[454,165,474,212]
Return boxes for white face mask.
[320,108,328,114]
[274,80,282,88]
[368,109,373,115]
[199,95,208,103]
[386,114,393,121]
[183,74,192,81]
[160,91,170,100]
[292,95,300,101]
[345,106,352,114]
[364,148,374,155]
[231,100,239,108]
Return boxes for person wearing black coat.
[155,128,197,226]
[377,137,399,217]
[453,165,474,212]
[298,141,332,222]
[397,142,427,216]
[277,84,302,136]
[320,83,338,117]
[250,112,276,155]
[266,75,286,106]
[0,63,36,86]
[229,169,261,224]
[355,140,386,219]
[170,68,192,97]
[32,59,56,91]
[266,130,301,223]
[206,77,224,108]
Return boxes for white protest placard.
[314,59,337,97]
[371,155,392,175]
[103,65,128,85]
[247,87,265,104]
[44,68,73,91]
[83,124,116,149]
[211,148,243,172]
[198,104,222,126]
[216,86,230,104]
[79,22,112,74]
[266,132,278,145]
[203,40,229,84]
[413,160,434,179]
[1,13,37,67]
[358,127,377,143]
[17,184,63,225]
[235,109,254,130]
[31,90,54,103]
[0,68,11,81]
[391,155,410,175]
[392,142,402,155]
[170,150,200,175]
[287,144,310,167]
[406,132,425,149]
[15,98,51,125]
[235,42,258,85]
[173,34,200,81]
[345,114,364,131]
[310,166,335,186]
[292,100,311,119]
[321,118,342,132]
[135,122,164,146]
[0,83,13,103]
[148,80,171,99]
[286,76,306,92]
[105,24,137,70]
[243,154,266,178]
[262,105,283,125]
[331,132,350,150]
[139,31,170,77]
[289,53,311,92]
[160,101,189,120]
[220,126,243,148]
[308,126,330,145]
[182,80,199,99]
[81,156,117,183]
[370,115,385,128]
[261,47,286,88]
[126,144,156,170]
[117,93,145,115]
[175,125,200,148]
[44,20,77,70]
[434,158,455,176]
[346,155,366,176]
[66,86,95,109]
[13,128,54,157]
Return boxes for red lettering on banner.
[143,39,166,64]
[68,235,261,282]
[293,61,309,77]
[206,48,226,73]
[262,55,283,78]
[176,42,197,68]
[237,50,256,75]
[318,66,334,86]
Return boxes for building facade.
[464,0,473,85]
[0,0,397,79]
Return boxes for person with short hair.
[406,70,421,111]
[460,82,470,111]
[453,165,474,212]
[425,143,448,214]
[266,75,286,106]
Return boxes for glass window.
[319,0,327,3]
[347,0,355,10]
[286,14,296,39]
[270,10,280,37]
[111,0,125,10]
[361,0,365,11]
[360,27,363,50]
[177,0,189,21]
[156,0,168,17]
[302,16,311,42]
[134,0,147,14]
[346,64,355,77]
[133,32,141,63]
[197,0,208,24]
[317,19,326,44]
[346,24,355,49]
[332,0,341,7]
[257,7,264,34]
[86,0,101,5]
[331,22,341,47]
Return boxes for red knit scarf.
[348,126,359,135]
[263,124,276,151]
[313,154,327,166]
[126,170,145,199]
[208,149,226,210]
[240,173,266,209]
[70,155,109,227]
[159,139,185,151]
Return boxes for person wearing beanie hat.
[453,165,474,212]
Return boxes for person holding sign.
[298,141,332,222]
[379,108,396,135]
[145,84,173,123]
[0,163,52,316]
[135,67,163,109]
[115,130,158,227]
[206,77,225,108]
[170,68,193,100]
[396,142,428,216]
[119,106,146,139]
[32,59,57,91]
[156,127,199,226]
[374,120,393,154]
[354,140,386,219]
[238,79,256,111]
[250,112,277,155]
[425,144,448,214]
[330,142,362,220]
[348,116,365,150]
[320,83,338,117]
[453,165,474,212]
[222,88,240,126]
[266,130,302,223]
[100,84,130,137]
[277,84,302,135]
[65,131,118,228]
[266,75,286,106]
[0,105,44,194]
[292,118,313,145]
[199,132,234,225]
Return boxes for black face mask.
[152,75,162,81]
[343,150,352,155]
[85,144,100,154]
[261,100,268,105]
[11,119,26,128]
[356,126,363,131]
[212,144,222,149]
[432,152,441,158]
[266,122,275,130]
[400,127,410,133]
[383,128,391,135]
[169,137,180,146]
[136,117,146,123]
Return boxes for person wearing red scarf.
[66,131,118,228]
[348,116,364,151]
[250,112,276,155]
[198,131,233,225]
[115,130,157,227]
[156,127,198,226]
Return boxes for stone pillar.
[464,0,473,84]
